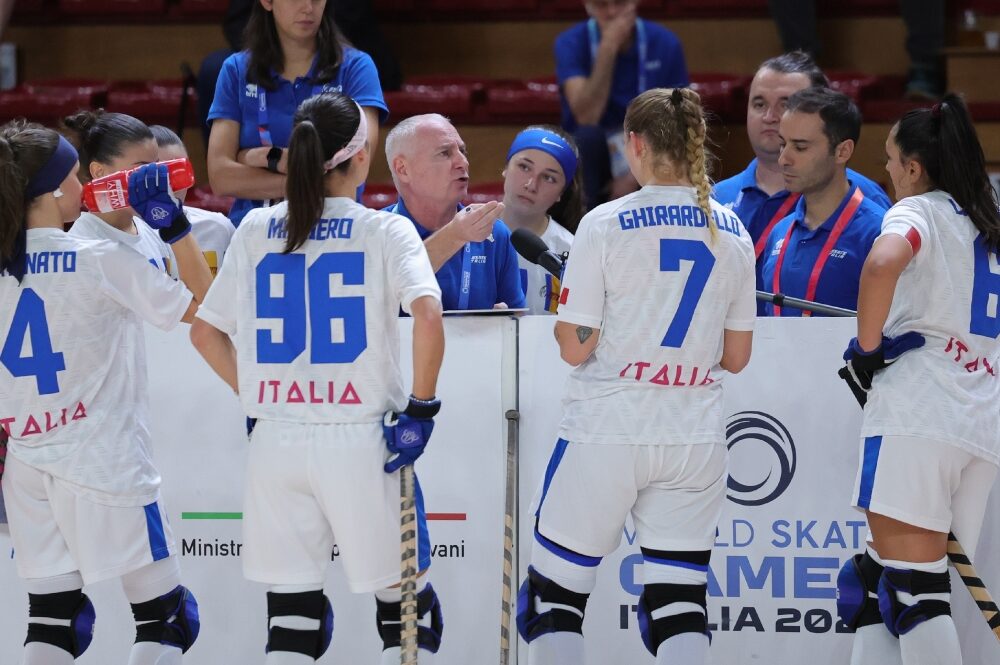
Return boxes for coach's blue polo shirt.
[386,199,526,311]
[714,159,891,313]
[555,19,689,133]
[759,184,887,316]
[208,48,389,227]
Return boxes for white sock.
[528,631,584,665]
[881,557,961,665]
[851,624,903,665]
[22,642,74,665]
[128,642,183,665]
[656,631,709,665]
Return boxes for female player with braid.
[516,88,755,664]
[838,95,1000,665]
[190,91,445,664]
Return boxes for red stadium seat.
[674,0,768,17]
[384,82,478,123]
[968,102,1000,122]
[106,80,198,126]
[12,0,49,15]
[373,0,415,14]
[23,79,110,107]
[425,0,537,11]
[484,78,561,125]
[859,99,931,123]
[361,183,398,210]
[467,182,504,204]
[0,88,93,125]
[826,71,881,102]
[185,185,234,216]
[175,0,230,18]
[58,0,167,16]
[688,73,750,123]
[821,0,896,15]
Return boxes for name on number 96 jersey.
[556,186,756,446]
[196,199,441,424]
[864,191,1000,462]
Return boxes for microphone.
[511,228,566,278]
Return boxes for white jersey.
[864,191,1000,463]
[70,212,178,278]
[187,206,235,276]
[0,229,192,506]
[556,185,756,445]
[517,217,574,315]
[197,197,441,423]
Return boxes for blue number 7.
[660,239,716,348]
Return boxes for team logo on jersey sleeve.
[726,411,797,506]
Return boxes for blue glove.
[383,396,441,474]
[838,332,925,407]
[127,163,190,243]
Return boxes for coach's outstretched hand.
[383,395,441,474]
[128,163,191,243]
[839,332,926,407]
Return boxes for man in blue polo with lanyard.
[384,113,525,311]
[555,0,688,209]
[713,52,889,314]
[759,87,888,316]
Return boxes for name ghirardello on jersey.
[617,204,744,237]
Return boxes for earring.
[52,188,64,199]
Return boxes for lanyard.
[257,82,326,147]
[588,18,648,93]
[772,188,864,316]
[391,202,474,310]
[754,193,801,259]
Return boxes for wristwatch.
[266,146,283,173]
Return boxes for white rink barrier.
[1,315,998,664]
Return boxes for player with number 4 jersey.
[517,88,755,665]
[0,122,208,665]
[191,92,445,665]
[837,95,1000,665]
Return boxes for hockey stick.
[400,463,419,664]
[756,290,859,318]
[500,409,520,665]
[821,300,1000,643]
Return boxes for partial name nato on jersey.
[617,204,743,237]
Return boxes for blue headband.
[3,136,78,283]
[25,135,78,200]
[506,128,578,189]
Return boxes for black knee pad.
[836,552,884,630]
[637,583,708,656]
[376,583,444,654]
[265,590,333,659]
[132,585,200,653]
[516,566,590,642]
[26,589,96,657]
[878,567,951,637]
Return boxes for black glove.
[838,332,926,407]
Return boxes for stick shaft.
[400,464,419,663]
[756,290,858,318]
[947,532,1000,641]
[500,410,519,664]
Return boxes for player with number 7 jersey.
[517,89,755,665]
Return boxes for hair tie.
[930,102,943,119]
[324,102,368,172]
[670,88,684,107]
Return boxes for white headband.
[324,102,368,172]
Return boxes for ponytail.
[0,134,27,270]
[284,120,327,253]
[895,94,1000,251]
[61,109,152,182]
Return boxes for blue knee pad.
[836,552,884,630]
[375,584,444,653]
[132,585,200,653]
[26,589,95,657]
[516,566,590,643]
[266,590,333,659]
[637,583,708,656]
[877,567,951,637]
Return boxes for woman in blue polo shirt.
[206,0,388,227]
[759,88,888,316]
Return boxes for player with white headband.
[191,91,446,664]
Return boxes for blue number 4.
[971,234,1000,339]
[1,289,66,395]
[659,239,716,348]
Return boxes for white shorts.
[533,439,727,558]
[242,420,431,593]
[852,435,998,555]
[1,454,176,585]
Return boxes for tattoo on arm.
[576,326,594,344]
